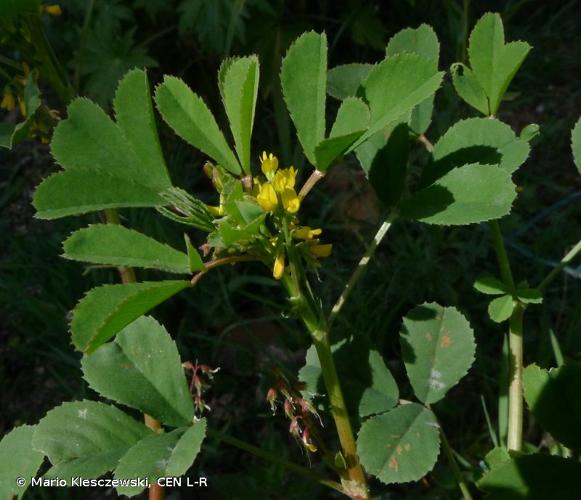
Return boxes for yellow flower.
[206,205,224,216]
[18,98,26,117]
[1,91,16,111]
[42,4,62,15]
[310,244,332,258]
[272,166,297,192]
[293,226,322,240]
[257,182,278,212]
[260,151,278,178]
[273,253,285,280]
[281,188,300,214]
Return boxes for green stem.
[438,424,474,500]
[328,217,394,328]
[507,303,524,451]
[490,220,515,291]
[207,428,345,495]
[538,239,581,291]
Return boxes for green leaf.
[474,276,507,295]
[450,63,489,115]
[368,122,409,206]
[33,170,166,220]
[63,224,190,274]
[115,420,206,497]
[155,76,240,174]
[400,163,517,225]
[468,12,531,115]
[423,117,530,186]
[281,31,327,165]
[357,403,440,484]
[520,123,540,142]
[478,453,581,499]
[0,425,44,499]
[572,116,581,174]
[330,97,370,138]
[82,316,194,427]
[386,24,440,134]
[33,401,151,483]
[354,53,444,149]
[185,235,205,272]
[0,75,41,149]
[299,339,399,419]
[515,288,543,304]
[71,280,190,352]
[523,363,581,449]
[488,294,515,323]
[400,303,475,404]
[314,132,365,172]
[113,69,171,190]
[326,63,372,100]
[0,0,40,16]
[219,56,259,173]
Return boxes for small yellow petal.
[257,183,278,212]
[260,152,279,178]
[273,253,285,280]
[0,92,16,111]
[206,205,224,216]
[281,188,300,214]
[18,98,26,117]
[43,5,62,15]
[310,244,332,258]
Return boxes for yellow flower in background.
[272,167,297,192]
[260,151,278,178]
[281,188,300,214]
[293,226,322,240]
[273,253,285,280]
[1,90,16,111]
[257,182,278,212]
[310,244,333,258]
[42,4,62,16]
[18,98,26,117]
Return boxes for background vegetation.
[1,0,580,498]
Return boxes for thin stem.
[207,428,345,495]
[489,220,515,291]
[190,255,259,287]
[538,239,581,291]
[104,209,163,499]
[438,424,474,500]
[328,217,393,328]
[507,303,524,451]
[74,0,95,92]
[299,170,325,199]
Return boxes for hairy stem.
[328,217,393,328]
[299,169,325,199]
[105,209,164,499]
[207,428,345,494]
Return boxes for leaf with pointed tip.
[524,363,581,449]
[33,401,150,483]
[488,294,515,323]
[314,131,365,172]
[353,53,444,150]
[185,235,204,272]
[474,276,507,295]
[400,303,475,404]
[114,69,171,189]
[326,63,372,100]
[281,31,327,165]
[63,224,190,274]
[71,280,190,352]
[357,403,440,484]
[330,97,370,138]
[386,24,439,134]
[450,63,489,115]
[82,316,194,427]
[0,425,44,499]
[468,12,531,115]
[572,116,581,174]
[115,420,206,497]
[155,76,240,174]
[219,56,259,173]
[400,163,517,225]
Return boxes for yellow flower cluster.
[256,152,300,214]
